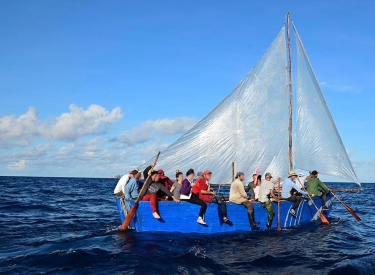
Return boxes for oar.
[297,178,329,224]
[119,152,161,231]
[331,191,361,222]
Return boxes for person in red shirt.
[195,170,233,226]
[158,169,174,190]
[156,169,174,200]
[192,172,204,195]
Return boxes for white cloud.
[351,160,365,168]
[39,104,123,141]
[346,148,356,157]
[7,160,26,171]
[3,144,53,161]
[0,107,39,147]
[114,117,198,146]
[0,104,123,147]
[0,115,197,176]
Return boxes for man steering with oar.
[306,170,330,211]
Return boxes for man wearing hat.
[281,170,308,218]
[229,172,259,228]
[139,162,179,219]
[259,172,280,229]
[307,170,330,211]
[193,170,233,226]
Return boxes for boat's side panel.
[115,198,137,229]
[115,194,334,233]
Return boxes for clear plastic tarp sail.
[142,28,289,183]
[293,24,360,185]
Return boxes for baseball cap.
[204,170,212,175]
[265,172,273,178]
[157,169,164,175]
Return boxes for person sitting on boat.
[124,170,142,200]
[113,171,134,198]
[192,170,233,226]
[158,169,174,190]
[244,173,259,200]
[259,173,280,229]
[180,168,208,225]
[281,170,308,218]
[170,170,183,200]
[194,172,204,187]
[229,172,259,228]
[140,163,179,219]
[253,175,261,201]
[307,170,330,211]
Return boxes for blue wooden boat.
[116,195,334,233]
[115,14,360,233]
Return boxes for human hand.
[212,191,216,195]
[173,197,179,203]
[151,162,156,167]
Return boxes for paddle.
[297,178,329,224]
[330,191,361,222]
[119,152,161,231]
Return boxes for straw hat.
[288,170,298,177]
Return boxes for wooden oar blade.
[344,203,361,221]
[319,211,329,224]
[331,191,361,222]
[119,203,139,231]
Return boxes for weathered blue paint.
[116,195,334,233]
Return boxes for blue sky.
[0,1,374,183]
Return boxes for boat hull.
[116,195,334,233]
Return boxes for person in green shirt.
[306,170,330,210]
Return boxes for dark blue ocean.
[0,177,374,275]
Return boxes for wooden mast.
[286,12,293,171]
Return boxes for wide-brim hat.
[288,170,298,177]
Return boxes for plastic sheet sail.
[141,25,360,186]
[293,24,360,185]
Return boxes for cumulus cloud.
[0,107,39,147]
[0,115,198,176]
[39,104,123,141]
[7,160,26,171]
[2,144,53,161]
[0,104,123,147]
[114,117,198,146]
